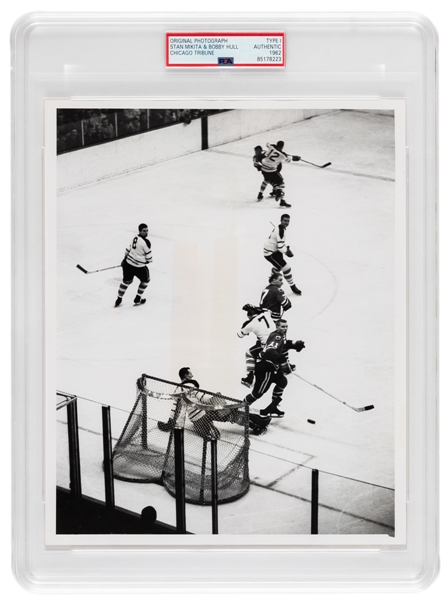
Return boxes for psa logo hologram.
[218,57,234,65]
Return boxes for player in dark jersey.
[244,320,305,420]
[260,273,292,322]
[253,145,280,201]
[254,145,283,202]
[115,223,152,307]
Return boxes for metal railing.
[56,391,395,536]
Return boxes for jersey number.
[267,150,280,162]
[132,237,138,249]
[258,315,271,328]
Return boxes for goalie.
[155,367,270,439]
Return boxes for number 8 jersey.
[125,235,152,267]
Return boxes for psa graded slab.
[12,12,438,593]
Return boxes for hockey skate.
[114,297,122,307]
[260,405,285,418]
[290,285,302,295]
[134,295,147,306]
[279,199,292,208]
[241,373,254,388]
[257,192,264,201]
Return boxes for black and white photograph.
[47,101,406,544]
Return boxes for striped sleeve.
[280,293,292,311]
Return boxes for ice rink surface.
[57,110,397,535]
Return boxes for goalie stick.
[298,158,332,169]
[76,264,120,274]
[292,372,374,412]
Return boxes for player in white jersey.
[237,304,275,387]
[114,223,152,307]
[157,367,199,432]
[263,214,302,295]
[260,141,300,208]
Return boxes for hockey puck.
[307,419,316,424]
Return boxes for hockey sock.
[245,352,255,373]
[282,266,294,286]
[271,394,283,407]
[117,281,129,298]
[260,181,267,193]
[136,281,148,297]
[245,393,257,405]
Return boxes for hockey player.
[114,223,152,307]
[260,140,300,208]
[157,367,198,432]
[263,214,302,295]
[237,304,275,388]
[157,367,271,438]
[260,273,292,323]
[253,145,278,201]
[244,320,305,419]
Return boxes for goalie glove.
[286,247,294,258]
[292,155,301,161]
[291,340,305,352]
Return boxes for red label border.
[166,32,285,67]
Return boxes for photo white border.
[44,97,407,547]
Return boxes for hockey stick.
[298,158,331,169]
[292,372,374,412]
[76,264,120,274]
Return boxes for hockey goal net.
[112,374,250,505]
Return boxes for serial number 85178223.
[256,56,282,62]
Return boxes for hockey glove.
[281,362,293,375]
[291,340,306,352]
[292,155,301,161]
[286,247,294,257]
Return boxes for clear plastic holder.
[11,11,438,592]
